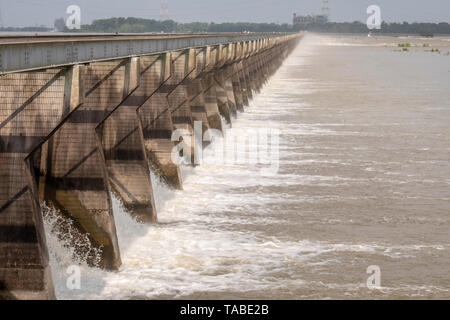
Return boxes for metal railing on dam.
[0,32,301,299]
[0,33,295,74]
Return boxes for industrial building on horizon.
[293,0,329,25]
[292,13,328,25]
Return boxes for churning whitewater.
[45,33,450,299]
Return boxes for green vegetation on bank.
[58,18,450,37]
[3,18,450,36]
[75,18,294,33]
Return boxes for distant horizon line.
[1,18,449,30]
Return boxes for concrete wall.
[0,34,301,299]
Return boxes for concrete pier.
[97,56,157,224]
[201,46,224,132]
[139,54,185,191]
[0,32,301,299]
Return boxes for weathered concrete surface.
[231,63,245,113]
[97,56,159,224]
[201,46,224,132]
[0,33,302,299]
[214,70,232,125]
[0,68,69,299]
[213,45,233,126]
[39,60,128,271]
[185,47,212,155]
[138,53,183,189]
[166,49,197,167]
[186,48,209,131]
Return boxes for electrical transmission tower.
[160,0,169,21]
[322,0,330,20]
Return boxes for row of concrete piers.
[0,33,301,299]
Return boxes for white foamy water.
[46,33,450,299]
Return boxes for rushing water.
[46,33,450,300]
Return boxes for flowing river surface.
[46,33,450,299]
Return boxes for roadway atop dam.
[0,32,301,299]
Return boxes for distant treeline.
[72,18,450,37]
[3,18,449,37]
[76,18,294,33]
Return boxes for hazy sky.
[0,0,449,27]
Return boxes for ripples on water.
[45,33,450,299]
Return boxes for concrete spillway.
[0,32,301,299]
